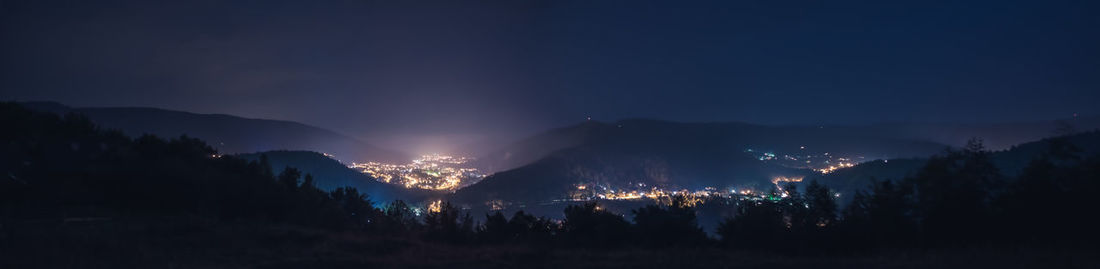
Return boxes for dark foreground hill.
[19,101,407,163]
[0,101,388,234]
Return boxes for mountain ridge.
[19,101,409,163]
[810,130,1100,198]
[452,119,946,207]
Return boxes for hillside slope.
[471,116,1100,175]
[811,131,1100,196]
[236,150,433,203]
[20,101,408,163]
[453,119,947,206]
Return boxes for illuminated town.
[507,147,863,207]
[349,154,486,191]
[554,175,822,208]
[479,147,866,209]
[745,148,863,174]
[351,149,861,207]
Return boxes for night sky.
[2,0,1098,151]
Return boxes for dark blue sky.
[2,0,1098,150]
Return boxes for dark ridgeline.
[2,102,1100,268]
[811,130,1100,203]
[454,118,1100,210]
[18,101,409,163]
[469,118,1100,176]
[452,119,949,207]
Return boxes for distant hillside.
[472,117,1100,174]
[452,119,950,206]
[812,131,1100,196]
[236,151,433,203]
[470,121,607,173]
[20,101,408,163]
[454,118,1100,207]
[459,121,1100,208]
[472,119,953,174]
[991,130,1100,175]
[844,118,1100,151]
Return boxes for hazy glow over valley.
[350,154,485,191]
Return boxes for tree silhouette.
[842,178,917,249]
[993,138,1100,245]
[508,211,557,243]
[278,167,303,191]
[912,138,1002,245]
[379,200,421,232]
[631,195,708,246]
[423,201,474,243]
[562,202,630,246]
[717,201,785,250]
[479,211,511,243]
[803,180,837,228]
[330,187,377,229]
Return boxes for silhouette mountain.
[236,150,434,203]
[471,117,1100,174]
[470,121,608,173]
[855,118,1100,150]
[453,119,949,206]
[812,130,1100,198]
[19,101,408,163]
